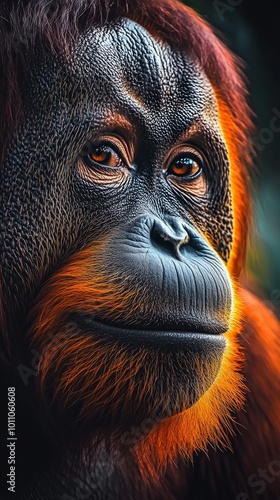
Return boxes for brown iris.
[90,145,122,168]
[169,156,201,178]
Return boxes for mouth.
[69,313,227,353]
[34,313,228,424]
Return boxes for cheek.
[168,175,207,198]
[213,93,250,275]
[1,158,81,322]
[193,193,233,263]
[207,208,233,262]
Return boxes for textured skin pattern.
[1,19,232,332]
[2,19,279,500]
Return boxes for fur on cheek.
[29,244,246,480]
[135,321,245,480]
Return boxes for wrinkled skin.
[0,19,249,500]
[2,19,232,320]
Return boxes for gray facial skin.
[0,18,234,500]
[2,18,232,329]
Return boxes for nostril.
[150,218,190,258]
[177,231,190,249]
[151,223,177,255]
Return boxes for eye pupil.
[87,144,122,168]
[91,146,110,164]
[170,156,201,178]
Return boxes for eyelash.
[82,142,126,169]
[167,153,203,180]
[80,140,206,185]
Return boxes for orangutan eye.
[86,143,124,168]
[168,153,202,179]
[166,147,207,197]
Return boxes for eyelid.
[90,134,132,166]
[165,145,205,169]
[165,144,207,196]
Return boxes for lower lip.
[70,315,227,352]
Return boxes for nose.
[151,216,190,259]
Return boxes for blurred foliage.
[184,0,280,314]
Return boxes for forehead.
[73,19,214,107]
[74,18,215,109]
[28,18,221,143]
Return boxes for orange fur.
[135,307,245,480]
[25,1,256,482]
[30,243,245,479]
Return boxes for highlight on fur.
[30,242,245,479]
